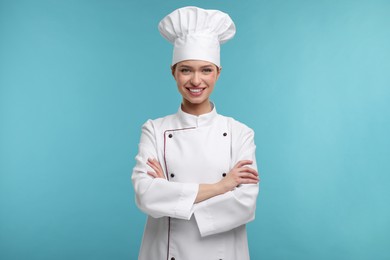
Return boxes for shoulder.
[142,113,177,132]
[217,115,256,153]
[218,114,255,137]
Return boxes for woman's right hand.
[217,160,259,193]
[146,158,166,179]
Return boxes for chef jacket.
[132,104,259,260]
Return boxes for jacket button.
[170,173,175,178]
[222,173,226,177]
[171,258,175,260]
[168,134,173,138]
[223,132,227,136]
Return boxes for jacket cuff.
[174,183,199,220]
[193,192,233,237]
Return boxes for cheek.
[205,75,218,85]
[176,75,190,86]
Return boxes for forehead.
[176,60,215,67]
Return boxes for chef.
[132,6,260,260]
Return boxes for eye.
[180,68,191,74]
[202,68,213,74]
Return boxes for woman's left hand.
[146,158,165,179]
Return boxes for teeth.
[189,88,202,93]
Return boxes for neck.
[181,100,212,116]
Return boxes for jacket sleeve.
[132,120,199,219]
[193,123,259,237]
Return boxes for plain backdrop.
[1,0,389,259]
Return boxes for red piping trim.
[163,126,196,260]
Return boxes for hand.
[218,160,259,193]
[146,158,165,179]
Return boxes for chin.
[185,95,206,102]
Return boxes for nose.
[190,72,201,86]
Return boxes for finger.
[238,169,259,178]
[147,161,166,179]
[147,161,158,169]
[239,178,259,184]
[147,161,159,172]
[152,159,164,172]
[148,158,164,172]
[240,173,260,181]
[239,166,258,176]
[234,160,253,169]
[148,158,160,165]
[147,160,162,174]
[155,170,165,178]
[147,158,158,166]
[238,171,259,180]
[148,171,166,179]
[147,171,158,178]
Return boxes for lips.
[186,87,206,96]
[189,88,203,93]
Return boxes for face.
[172,60,220,110]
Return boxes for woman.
[132,6,260,260]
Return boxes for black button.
[168,134,173,138]
[223,132,227,136]
[170,173,175,178]
[222,173,226,177]
[171,258,175,260]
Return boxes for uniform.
[132,104,259,260]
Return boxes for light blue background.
[1,0,389,259]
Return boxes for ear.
[216,66,222,79]
[171,65,176,79]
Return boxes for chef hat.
[158,6,236,67]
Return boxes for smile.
[190,88,203,93]
[187,87,206,93]
[186,87,206,97]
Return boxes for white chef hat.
[158,6,236,67]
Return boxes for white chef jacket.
[132,104,259,260]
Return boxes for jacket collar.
[177,102,217,128]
